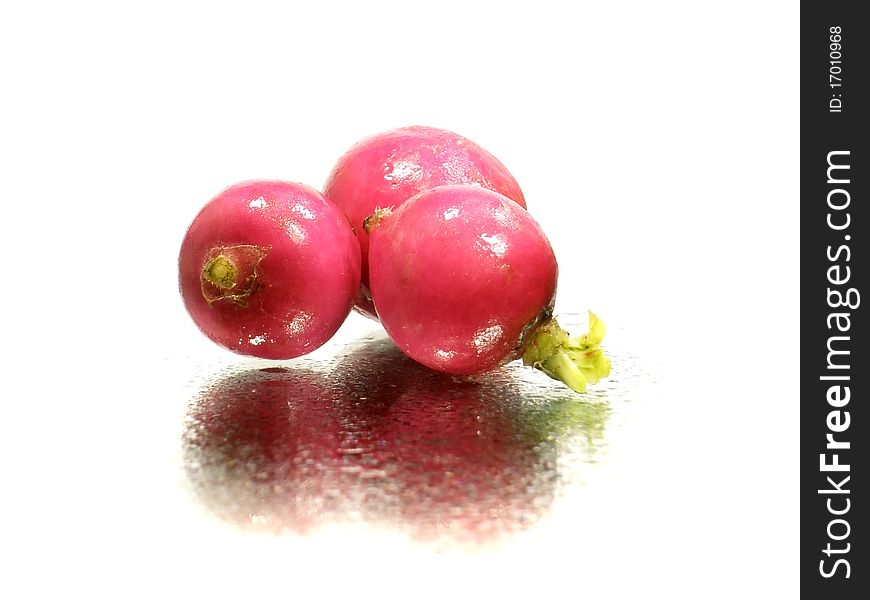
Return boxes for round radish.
[178,180,360,359]
[366,185,610,392]
[323,125,526,318]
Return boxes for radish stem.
[362,207,393,234]
[203,255,238,289]
[200,244,269,305]
[521,311,611,393]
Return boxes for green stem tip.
[521,311,612,393]
[203,255,239,289]
[362,206,394,235]
[200,244,269,305]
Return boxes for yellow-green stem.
[203,255,239,289]
[521,311,612,393]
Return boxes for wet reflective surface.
[183,326,629,546]
[9,303,798,598]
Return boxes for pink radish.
[178,180,360,359]
[366,185,609,392]
[323,125,526,318]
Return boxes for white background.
[1,1,798,598]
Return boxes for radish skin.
[324,126,525,318]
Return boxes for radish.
[178,180,360,359]
[366,185,610,392]
[323,125,526,318]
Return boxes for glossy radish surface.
[178,180,360,359]
[367,185,610,392]
[323,125,526,318]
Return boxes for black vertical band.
[801,3,867,596]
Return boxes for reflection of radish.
[178,181,360,359]
[323,126,525,318]
[183,341,608,542]
[352,348,557,541]
[182,367,348,532]
[330,339,609,542]
[367,185,610,392]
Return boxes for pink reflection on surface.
[182,338,608,544]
